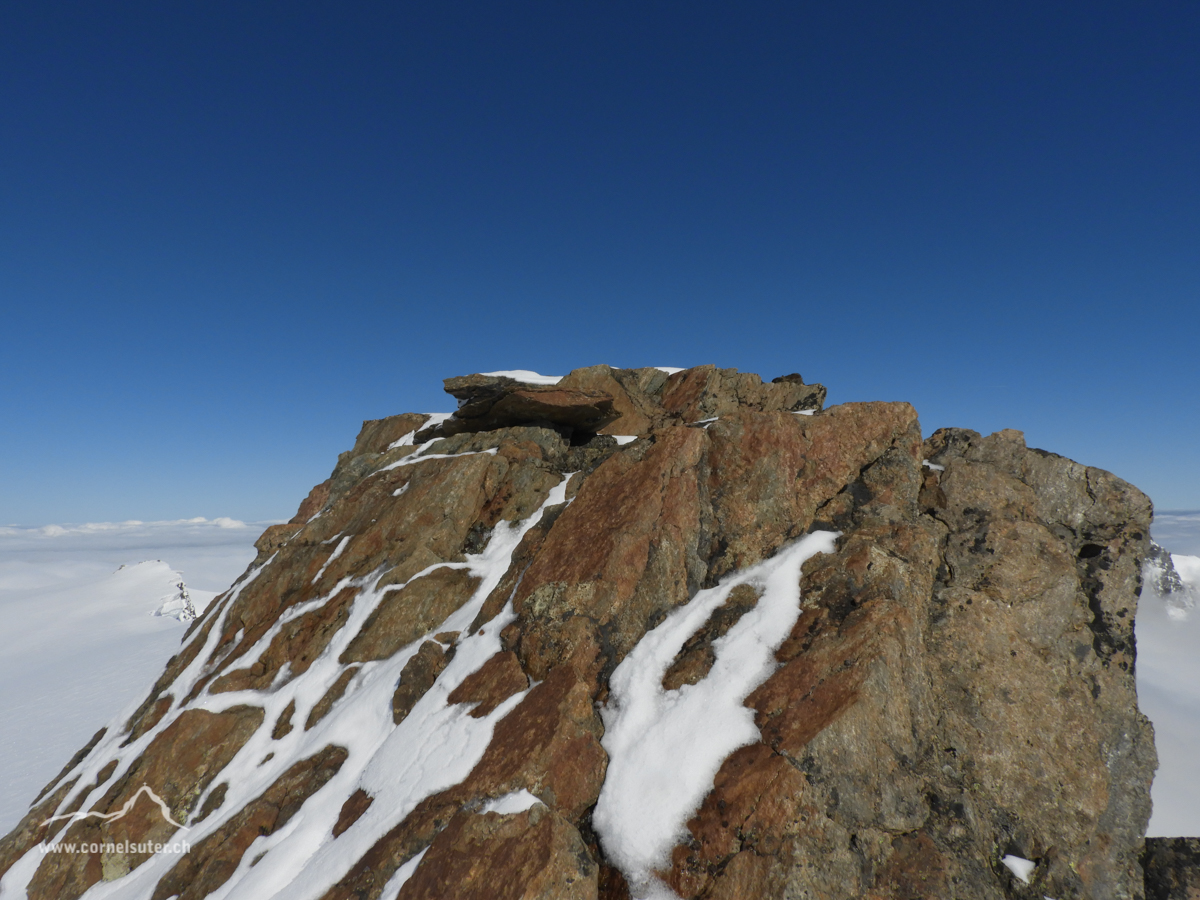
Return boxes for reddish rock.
[557,364,659,435]
[457,666,607,820]
[292,478,332,523]
[342,568,479,663]
[658,365,825,423]
[272,698,296,739]
[661,583,760,690]
[447,651,529,717]
[0,776,80,882]
[254,522,302,555]
[321,666,606,900]
[333,789,374,838]
[703,403,921,581]
[513,425,709,686]
[666,744,807,898]
[151,745,347,900]
[306,665,360,729]
[211,449,553,686]
[347,413,430,459]
[123,694,173,744]
[393,640,454,724]
[396,804,596,900]
[211,585,359,693]
[428,373,618,439]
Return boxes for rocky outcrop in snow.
[1144,542,1198,619]
[0,365,1168,900]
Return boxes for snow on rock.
[1002,854,1036,884]
[479,370,563,385]
[311,535,351,584]
[480,789,543,815]
[151,576,204,621]
[377,847,427,900]
[594,531,838,899]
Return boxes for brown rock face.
[396,804,597,900]
[319,665,607,900]
[447,651,530,717]
[4,364,1161,900]
[341,567,480,663]
[150,745,347,900]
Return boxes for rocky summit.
[0,364,1182,900]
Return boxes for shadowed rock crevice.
[1143,838,1200,900]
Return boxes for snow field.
[0,559,220,834]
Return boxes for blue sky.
[1,2,1197,524]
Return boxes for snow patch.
[378,848,428,900]
[481,790,543,815]
[311,535,351,584]
[922,459,945,471]
[612,436,638,445]
[652,367,685,374]
[386,413,454,450]
[379,447,498,473]
[1002,854,1036,884]
[593,531,839,899]
[480,370,563,385]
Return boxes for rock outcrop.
[0,364,1174,900]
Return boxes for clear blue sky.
[1,2,1197,524]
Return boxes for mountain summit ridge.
[0,364,1173,899]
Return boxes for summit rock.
[0,364,1172,900]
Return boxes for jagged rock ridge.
[0,364,1166,900]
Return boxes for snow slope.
[1137,510,1200,837]
[0,519,262,833]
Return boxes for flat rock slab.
[424,374,617,439]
